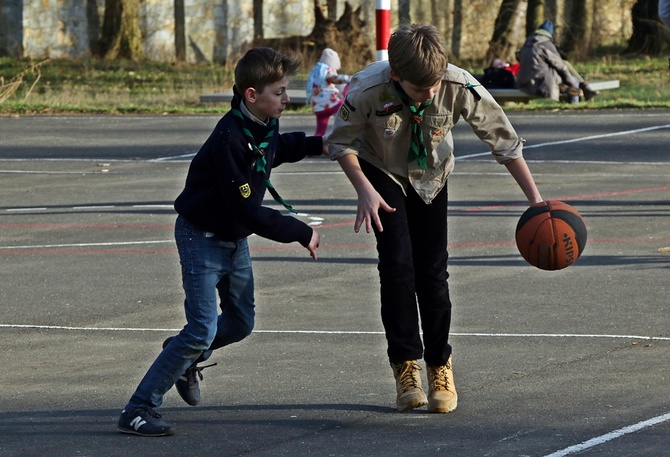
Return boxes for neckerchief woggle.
[230,86,296,214]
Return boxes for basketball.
[515,200,587,271]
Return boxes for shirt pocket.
[374,112,404,140]
[423,113,452,148]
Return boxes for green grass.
[1,54,669,114]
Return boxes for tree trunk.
[526,0,544,37]
[626,0,669,54]
[174,0,186,61]
[562,0,594,59]
[451,0,463,58]
[86,0,101,56]
[99,0,144,60]
[398,0,410,24]
[254,1,372,72]
[326,0,337,19]
[253,0,263,41]
[485,0,527,63]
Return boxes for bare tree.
[398,0,410,24]
[485,0,527,63]
[526,0,544,37]
[175,0,186,61]
[326,0,338,19]
[561,0,594,59]
[626,0,670,54]
[253,0,263,41]
[451,0,463,58]
[255,1,372,72]
[99,0,144,60]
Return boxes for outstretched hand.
[355,186,396,233]
[306,229,320,260]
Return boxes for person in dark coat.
[517,21,598,103]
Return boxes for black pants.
[360,160,452,367]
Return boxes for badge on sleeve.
[339,104,350,121]
[239,183,251,198]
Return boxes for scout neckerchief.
[231,86,296,214]
[393,81,434,170]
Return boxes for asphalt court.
[0,111,669,456]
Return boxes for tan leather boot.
[427,355,458,413]
[390,360,428,412]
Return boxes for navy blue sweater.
[174,110,323,247]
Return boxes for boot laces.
[136,406,163,422]
[394,361,422,391]
[430,363,451,391]
[185,362,217,385]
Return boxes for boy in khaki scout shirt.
[327,24,543,413]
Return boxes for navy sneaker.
[117,407,175,436]
[163,337,216,406]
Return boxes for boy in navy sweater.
[118,48,323,437]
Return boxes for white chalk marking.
[543,412,670,457]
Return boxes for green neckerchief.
[394,81,434,170]
[230,86,296,214]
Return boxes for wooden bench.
[488,80,620,104]
[200,89,308,105]
[201,79,310,105]
[200,80,620,106]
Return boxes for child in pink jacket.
[306,48,351,136]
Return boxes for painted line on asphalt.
[2,235,670,253]
[1,324,669,342]
[0,240,174,250]
[543,412,670,456]
[458,123,670,160]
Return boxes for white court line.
[5,207,47,212]
[0,240,173,250]
[72,205,115,210]
[2,204,174,214]
[1,324,669,342]
[1,323,667,453]
[151,152,196,161]
[458,124,670,160]
[544,412,670,457]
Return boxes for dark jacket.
[517,30,576,101]
[174,107,322,247]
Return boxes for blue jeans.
[125,215,255,410]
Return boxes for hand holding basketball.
[515,200,587,271]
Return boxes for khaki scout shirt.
[326,61,524,203]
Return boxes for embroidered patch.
[375,104,402,116]
[339,104,350,121]
[239,183,251,198]
[379,91,398,103]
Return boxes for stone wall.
[22,0,90,58]
[0,0,638,62]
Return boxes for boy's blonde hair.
[234,48,301,93]
[388,24,448,87]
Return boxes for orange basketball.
[515,200,587,271]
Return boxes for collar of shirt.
[240,100,268,127]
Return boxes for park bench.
[200,79,620,106]
[200,78,309,105]
[487,79,620,104]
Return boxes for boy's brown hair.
[388,24,448,87]
[234,47,301,93]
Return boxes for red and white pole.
[375,0,391,61]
